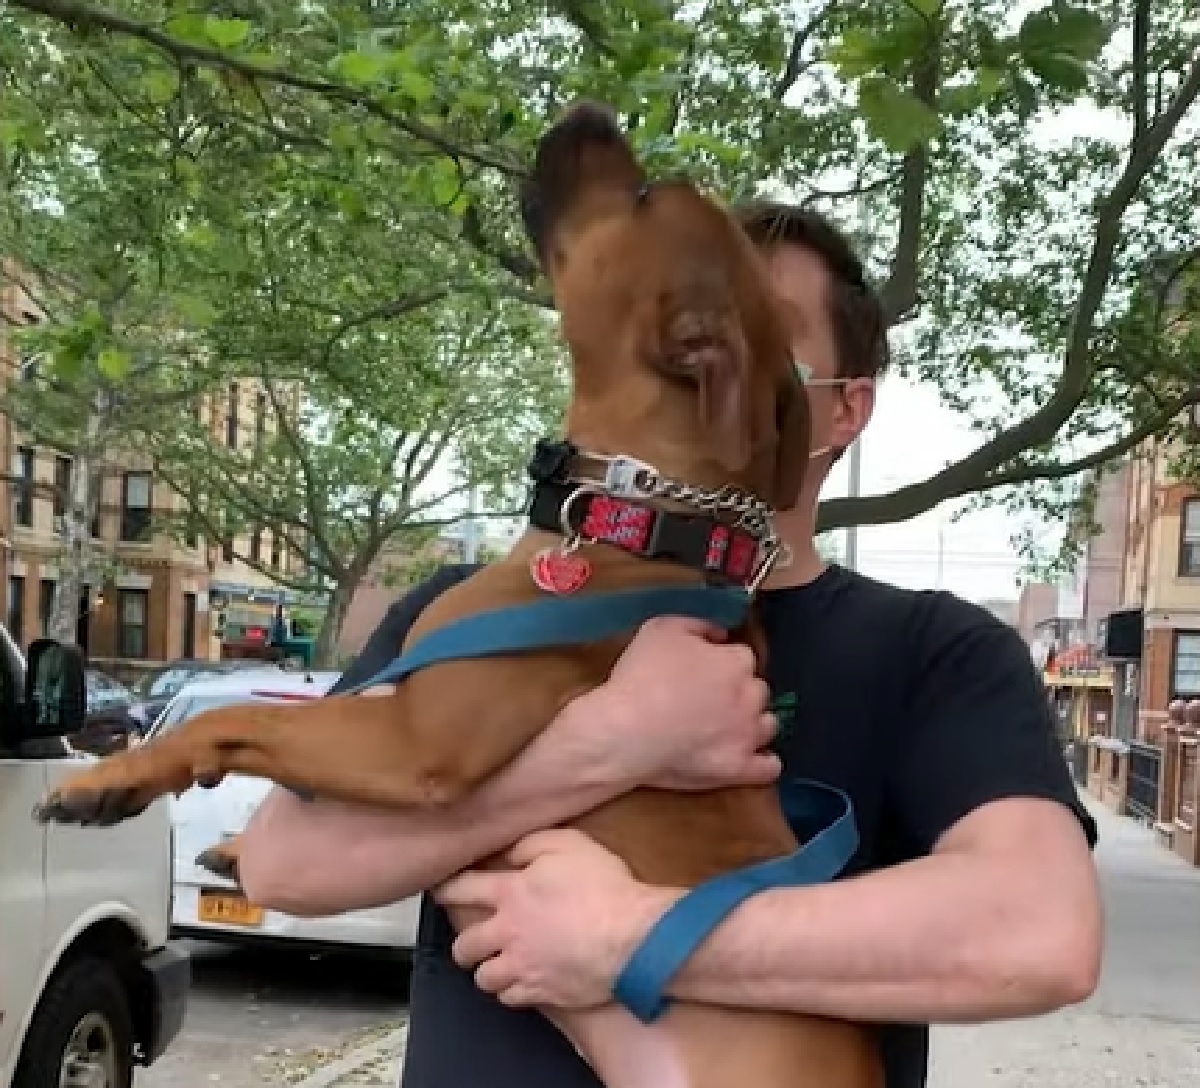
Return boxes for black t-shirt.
[332,563,1097,1088]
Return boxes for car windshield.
[138,666,208,699]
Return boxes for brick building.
[1104,433,1200,742]
[1,273,298,674]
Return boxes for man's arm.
[443,610,1103,1024]
[238,615,781,916]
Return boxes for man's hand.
[437,829,673,1009]
[557,616,781,793]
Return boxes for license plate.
[198,890,264,927]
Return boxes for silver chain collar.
[564,451,785,593]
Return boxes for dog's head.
[521,102,809,510]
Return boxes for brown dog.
[35,103,882,1088]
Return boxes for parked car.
[148,670,421,958]
[127,659,252,734]
[70,669,139,756]
[0,623,189,1088]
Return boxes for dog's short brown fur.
[37,104,882,1088]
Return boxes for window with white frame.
[1172,632,1200,697]
[1181,499,1200,576]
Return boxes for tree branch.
[819,390,1200,531]
[880,35,938,325]
[821,47,1200,533]
[8,0,524,176]
[773,3,836,101]
[1131,0,1152,138]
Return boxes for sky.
[819,374,1033,604]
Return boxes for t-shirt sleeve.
[329,564,479,695]
[888,596,1098,854]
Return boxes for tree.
[5,0,1200,564]
[0,83,223,642]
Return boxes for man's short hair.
[735,201,890,381]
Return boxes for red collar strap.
[527,479,764,587]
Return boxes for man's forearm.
[239,703,626,915]
[648,803,1101,1024]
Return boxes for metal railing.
[1125,741,1162,823]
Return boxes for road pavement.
[138,941,408,1088]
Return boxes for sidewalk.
[296,793,1200,1087]
[929,793,1200,1086]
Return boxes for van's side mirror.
[24,639,87,740]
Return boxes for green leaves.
[203,16,253,49]
[858,77,941,153]
[330,50,389,86]
[1017,6,1111,92]
[96,347,131,380]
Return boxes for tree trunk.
[47,412,104,646]
[312,575,358,669]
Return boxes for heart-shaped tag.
[530,548,592,595]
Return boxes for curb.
[287,1026,407,1088]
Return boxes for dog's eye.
[635,184,652,205]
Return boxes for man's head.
[736,202,889,512]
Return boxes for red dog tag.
[530,548,592,595]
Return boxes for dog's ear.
[520,102,645,269]
[771,374,811,510]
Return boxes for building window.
[120,472,152,542]
[90,472,104,538]
[39,579,56,637]
[1182,499,1200,576]
[118,589,149,659]
[181,591,197,658]
[6,576,25,645]
[1172,632,1200,698]
[226,382,239,448]
[53,456,72,520]
[10,446,34,527]
[255,390,267,449]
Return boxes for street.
[140,794,1200,1087]
[139,942,408,1088]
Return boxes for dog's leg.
[35,648,604,827]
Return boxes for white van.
[0,625,188,1088]
[150,670,420,957]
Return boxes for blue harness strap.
[612,778,858,1023]
[344,583,752,694]
[336,578,858,1023]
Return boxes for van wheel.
[13,956,134,1088]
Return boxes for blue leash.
[612,777,857,1022]
[341,581,858,1023]
[343,584,753,694]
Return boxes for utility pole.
[844,437,863,572]
[462,486,480,564]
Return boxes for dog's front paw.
[34,784,150,827]
[196,843,241,882]
[33,752,189,827]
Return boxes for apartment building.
[1,275,297,672]
[1104,429,1200,741]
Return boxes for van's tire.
[12,956,134,1088]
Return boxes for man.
[237,202,1102,1088]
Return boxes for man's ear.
[519,101,645,271]
[771,375,811,509]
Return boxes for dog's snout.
[668,310,727,347]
